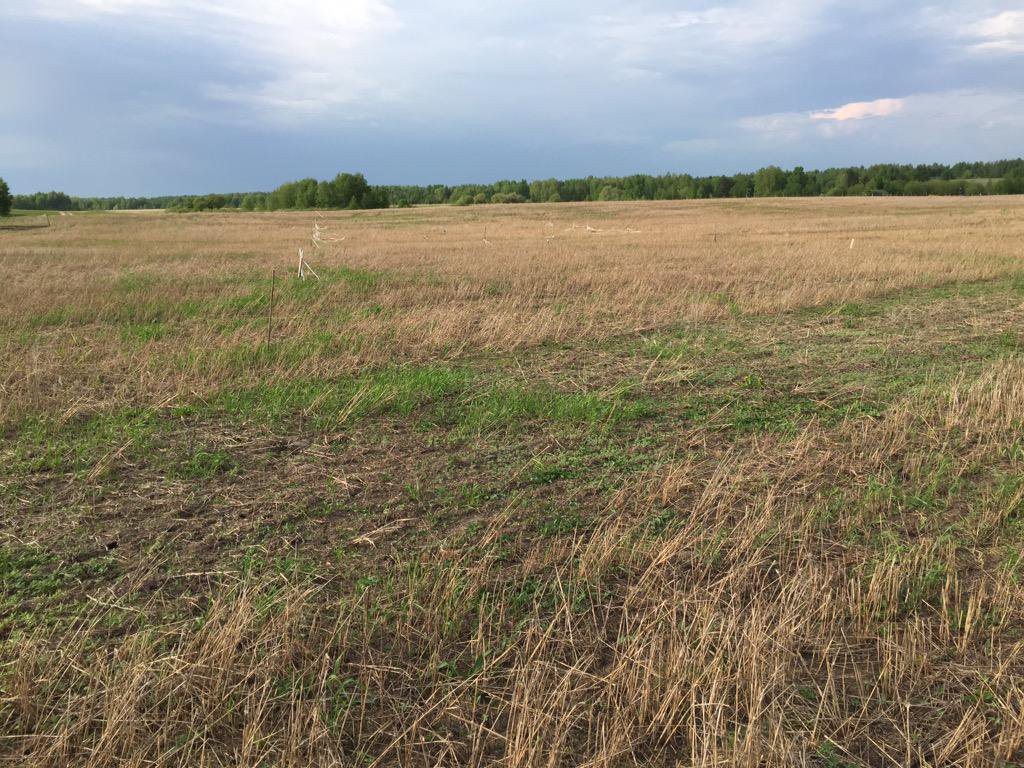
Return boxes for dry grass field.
[3,197,1024,766]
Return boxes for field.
[2,197,1024,766]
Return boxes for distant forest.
[11,158,1024,213]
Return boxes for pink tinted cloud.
[810,97,904,121]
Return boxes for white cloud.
[5,0,845,127]
[810,98,904,122]
[967,10,1024,53]
[919,5,1024,57]
[588,0,833,73]
[737,111,807,134]
[21,0,171,16]
[13,1,402,115]
[740,89,1024,146]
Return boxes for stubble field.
[2,197,1024,766]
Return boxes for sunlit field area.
[3,197,1024,766]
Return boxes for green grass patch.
[528,458,575,485]
[322,265,388,294]
[115,272,161,294]
[0,544,119,633]
[679,388,880,435]
[170,446,238,480]
[27,306,75,329]
[193,364,473,430]
[452,382,658,433]
[10,408,161,477]
[121,321,167,344]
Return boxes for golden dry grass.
[2,197,1022,425]
[3,197,1024,766]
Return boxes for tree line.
[6,159,1024,214]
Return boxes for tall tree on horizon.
[0,177,11,216]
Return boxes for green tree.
[753,166,786,197]
[529,178,559,203]
[730,175,753,198]
[192,193,227,211]
[491,192,526,203]
[783,166,806,196]
[0,177,10,216]
[315,181,333,208]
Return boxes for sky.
[2,1,1023,196]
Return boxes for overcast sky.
[3,1,1023,196]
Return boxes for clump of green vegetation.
[172,446,237,479]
